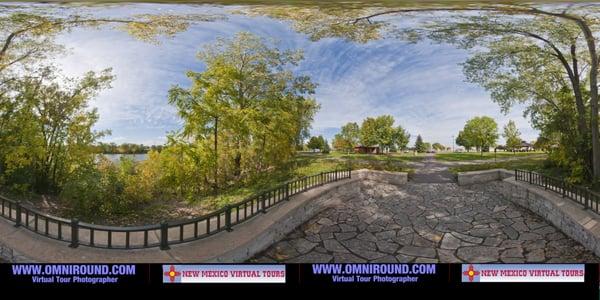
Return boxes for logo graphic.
[163,265,181,283]
[462,264,480,282]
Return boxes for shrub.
[60,157,127,219]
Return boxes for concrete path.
[408,154,455,183]
[251,180,599,263]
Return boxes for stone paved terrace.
[251,180,600,263]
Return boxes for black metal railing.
[0,169,351,250]
[514,169,600,214]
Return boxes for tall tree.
[393,125,411,151]
[332,122,360,153]
[359,115,396,152]
[414,135,426,153]
[456,130,472,152]
[462,116,499,156]
[0,66,113,192]
[168,32,318,189]
[503,120,522,153]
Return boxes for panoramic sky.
[30,3,537,146]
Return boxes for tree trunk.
[575,19,600,181]
[213,116,218,190]
[234,139,242,177]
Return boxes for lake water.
[102,154,148,163]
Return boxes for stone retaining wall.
[472,172,600,257]
[457,168,513,186]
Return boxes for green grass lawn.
[448,156,561,176]
[436,151,546,161]
[322,151,427,162]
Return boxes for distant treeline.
[93,142,165,154]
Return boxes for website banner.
[461,264,585,283]
[162,264,285,283]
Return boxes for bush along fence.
[0,169,352,250]
[515,169,600,215]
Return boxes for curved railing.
[0,169,352,250]
[514,169,600,214]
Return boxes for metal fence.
[514,169,600,214]
[0,169,351,250]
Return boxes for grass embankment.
[448,156,546,173]
[196,152,414,212]
[436,151,545,161]
[10,151,414,225]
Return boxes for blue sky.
[45,3,538,146]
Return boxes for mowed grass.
[448,156,552,175]
[436,151,546,161]
[325,151,427,162]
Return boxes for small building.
[353,144,381,154]
[518,141,535,152]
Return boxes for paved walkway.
[409,154,455,183]
[251,160,599,263]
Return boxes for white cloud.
[43,3,539,146]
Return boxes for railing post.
[14,201,21,227]
[285,182,290,201]
[69,218,79,248]
[528,170,532,184]
[225,205,233,232]
[562,181,566,198]
[160,221,170,250]
[320,172,324,186]
[335,170,338,181]
[514,169,517,180]
[349,168,352,179]
[585,188,591,210]
[261,194,267,214]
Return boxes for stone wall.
[457,168,513,186]
[483,177,600,257]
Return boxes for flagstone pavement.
[251,179,600,263]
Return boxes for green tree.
[462,116,499,156]
[456,130,472,152]
[0,66,113,193]
[423,142,432,152]
[322,137,331,154]
[168,32,319,190]
[307,135,328,152]
[503,120,522,153]
[332,134,352,153]
[359,115,396,152]
[393,125,411,151]
[414,135,426,153]
[332,122,360,153]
